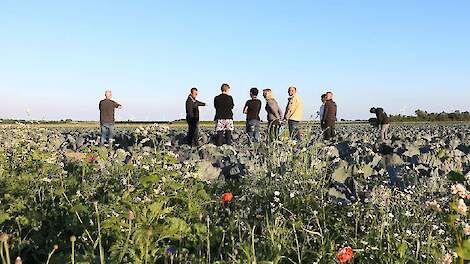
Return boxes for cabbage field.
[1,123,469,264]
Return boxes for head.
[105,90,112,99]
[288,86,297,96]
[321,94,327,103]
[190,87,198,98]
[326,91,333,100]
[263,89,273,99]
[221,83,230,93]
[250,88,259,98]
[370,107,377,114]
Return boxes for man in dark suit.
[322,91,337,140]
[186,88,206,146]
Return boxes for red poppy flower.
[88,156,97,162]
[221,193,233,205]
[336,247,354,263]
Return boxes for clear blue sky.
[1,0,469,121]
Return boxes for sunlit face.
[105,91,112,99]
[288,87,296,96]
[191,90,198,98]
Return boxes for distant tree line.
[389,110,470,122]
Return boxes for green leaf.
[0,212,11,224]
[448,214,459,225]
[448,170,465,183]
[139,174,160,188]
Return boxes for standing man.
[243,88,262,143]
[186,88,206,146]
[99,90,122,146]
[318,94,327,130]
[214,83,234,146]
[263,89,283,141]
[284,86,304,139]
[370,107,390,142]
[322,91,337,140]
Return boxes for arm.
[322,103,329,122]
[287,97,299,120]
[197,100,206,107]
[274,102,283,120]
[229,97,234,110]
[113,101,122,109]
[186,99,194,118]
[243,101,248,114]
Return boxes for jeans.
[186,118,199,146]
[246,119,260,143]
[288,120,300,140]
[323,120,335,140]
[100,123,115,146]
[379,124,390,142]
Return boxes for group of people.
[185,83,338,147]
[97,87,389,147]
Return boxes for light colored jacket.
[284,94,304,121]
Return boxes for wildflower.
[437,253,453,264]
[128,210,135,221]
[70,235,76,242]
[290,192,295,198]
[465,172,470,181]
[404,211,413,217]
[457,199,467,215]
[166,246,176,255]
[336,247,354,263]
[221,192,233,205]
[464,224,470,236]
[274,191,280,196]
[451,184,467,198]
[87,156,97,162]
[426,200,442,212]
[15,257,22,264]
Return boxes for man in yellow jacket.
[284,86,304,139]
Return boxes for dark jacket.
[322,100,337,122]
[186,95,206,121]
[375,108,390,124]
[214,93,234,120]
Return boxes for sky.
[0,0,469,121]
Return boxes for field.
[1,122,469,263]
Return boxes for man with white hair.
[99,90,122,146]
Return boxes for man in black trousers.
[186,88,206,146]
[214,83,234,146]
[322,91,337,140]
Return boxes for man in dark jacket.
[186,88,206,146]
[322,91,337,140]
[370,107,390,142]
[214,83,234,146]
